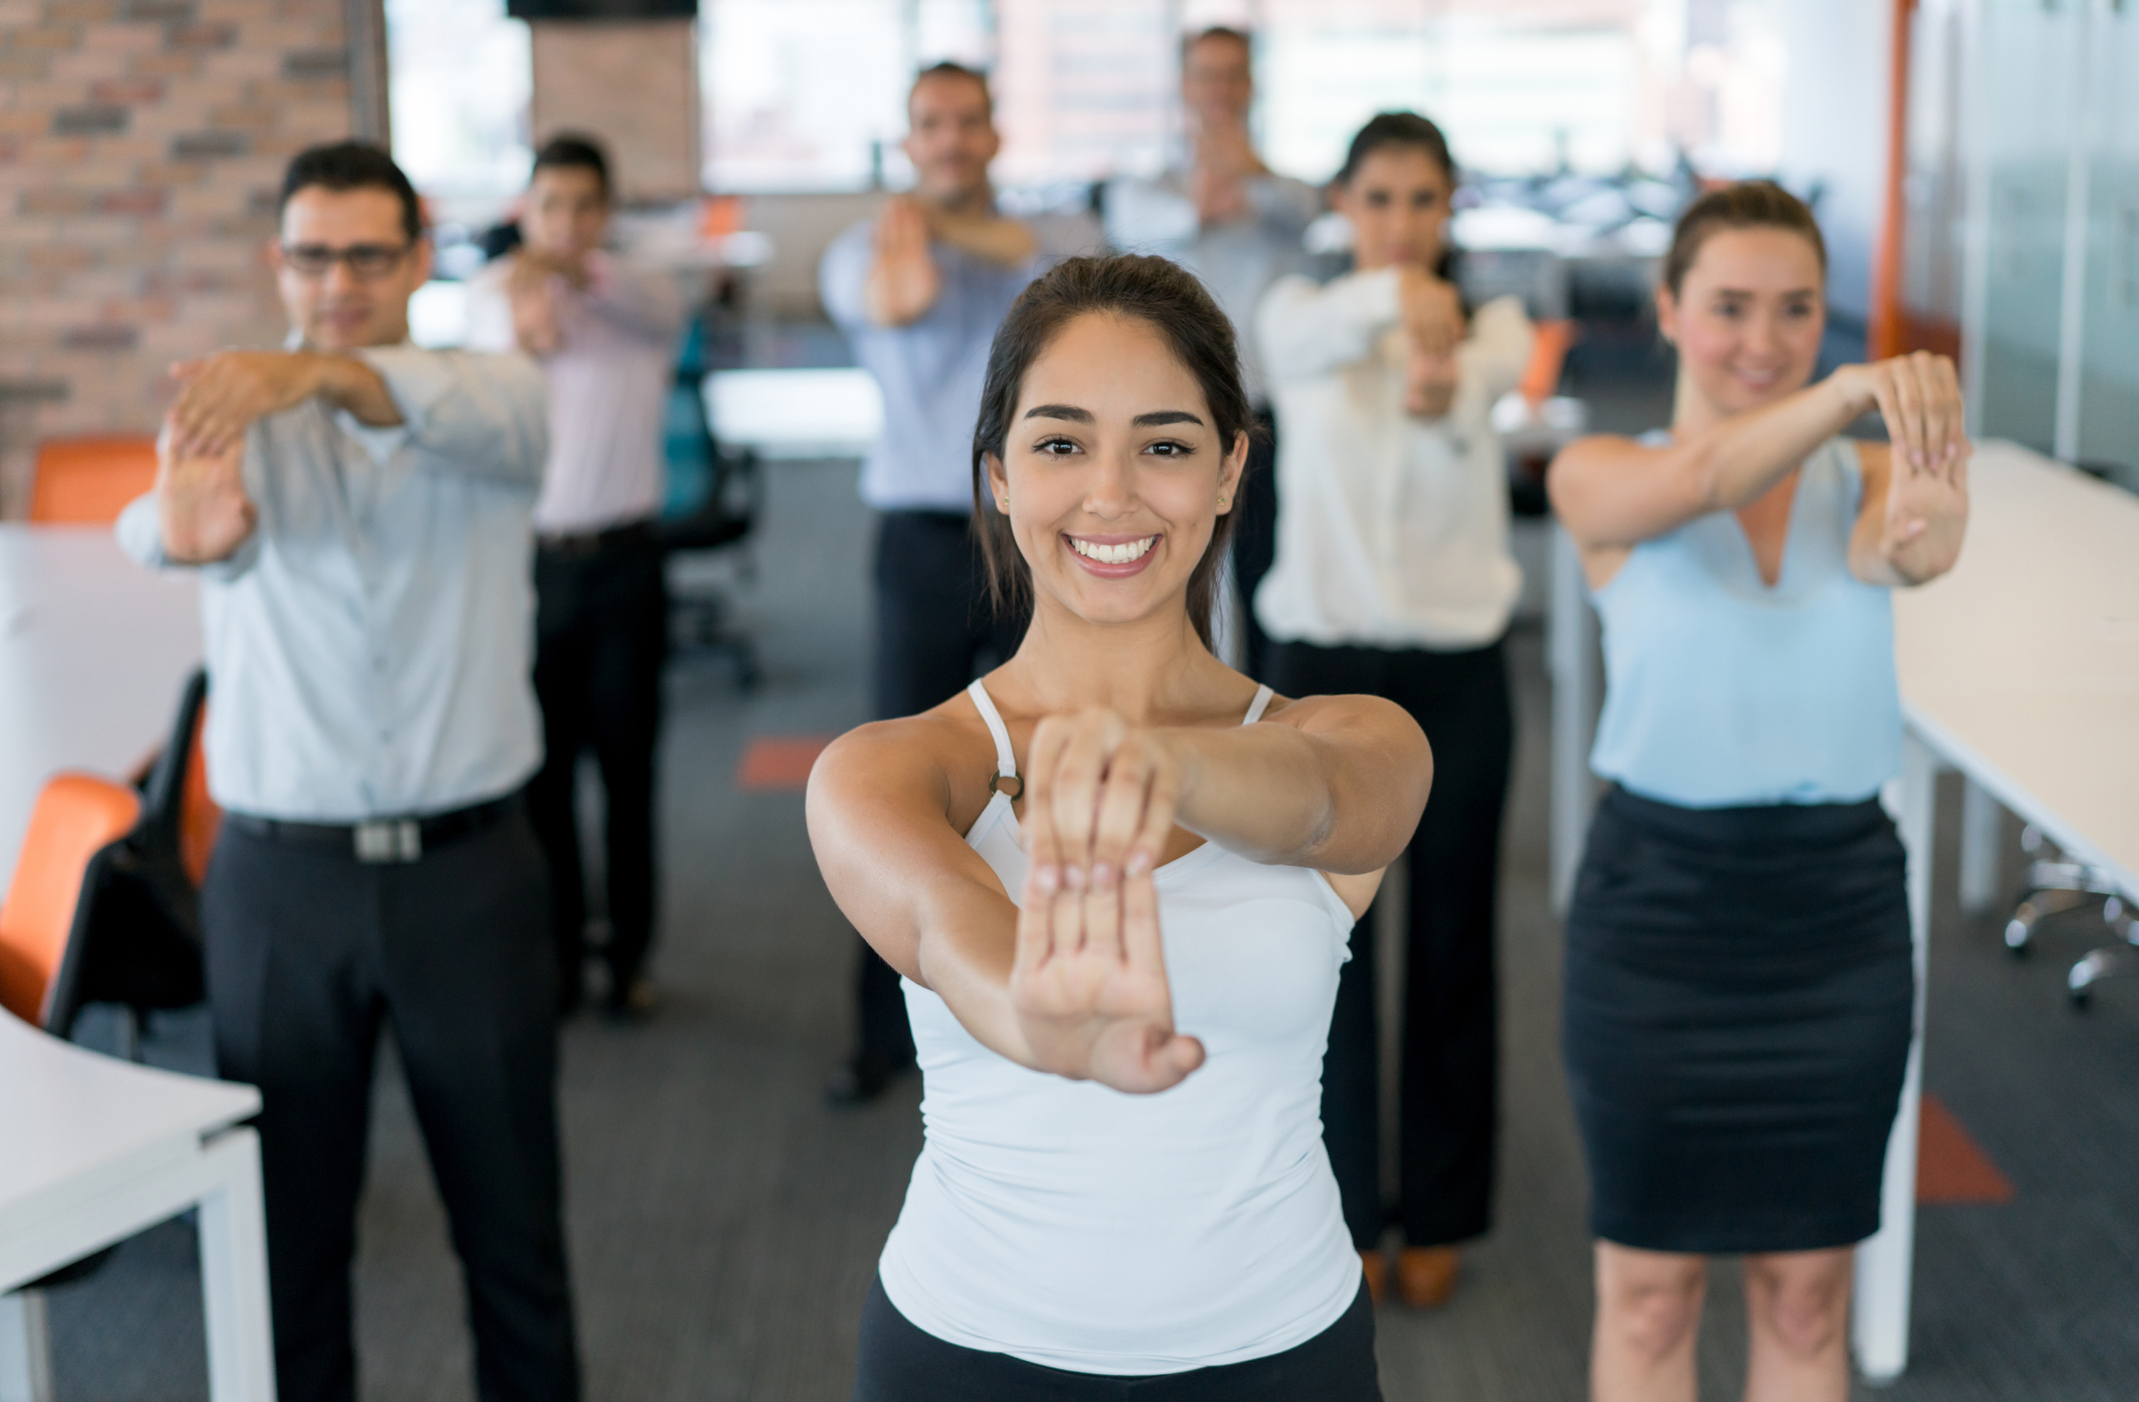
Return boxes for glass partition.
[1974,0,2078,454]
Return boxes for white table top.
[0,1008,256,1265]
[703,368,882,460]
[0,526,203,902]
[1893,442,2139,897]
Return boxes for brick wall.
[0,0,359,515]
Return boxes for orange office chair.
[1519,320,1579,407]
[29,435,158,525]
[138,670,222,889]
[0,774,143,1030]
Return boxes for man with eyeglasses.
[117,141,578,1402]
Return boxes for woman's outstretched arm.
[1550,352,1967,554]
[1022,692,1431,892]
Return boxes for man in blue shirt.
[119,143,577,1402]
[817,62,1096,1102]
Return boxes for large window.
[386,0,532,220]
[699,0,991,192]
[387,0,1792,202]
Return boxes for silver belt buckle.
[354,818,422,864]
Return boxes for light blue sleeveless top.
[1588,436,1902,808]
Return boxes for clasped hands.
[1835,351,1971,582]
[1396,265,1465,419]
[154,350,327,563]
[1011,708,1207,1095]
[505,247,590,356]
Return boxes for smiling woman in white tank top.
[807,255,1432,1402]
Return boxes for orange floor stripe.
[736,735,834,792]
[1917,1092,2016,1205]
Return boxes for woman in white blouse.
[1255,110,1533,1308]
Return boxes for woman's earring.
[998,496,1009,511]
[1217,495,1229,508]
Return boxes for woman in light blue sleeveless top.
[807,256,1432,1401]
[1548,183,1969,1402]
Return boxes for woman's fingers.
[1119,866,1165,973]
[1079,865,1123,965]
[1088,738,1156,887]
[1021,717,1070,886]
[1887,358,1927,469]
[1905,352,1951,469]
[1048,721,1108,884]
[1932,354,1967,482]
[1014,863,1057,970]
[1867,371,1913,473]
[1128,758,1179,878]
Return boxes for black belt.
[537,519,656,558]
[223,794,519,864]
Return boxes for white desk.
[703,367,882,461]
[1543,442,2139,1381]
[0,1009,272,1401]
[1853,443,2139,1380]
[0,525,203,902]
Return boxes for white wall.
[1775,0,1892,322]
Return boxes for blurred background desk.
[0,527,202,903]
[702,368,882,462]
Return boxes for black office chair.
[659,310,763,690]
[51,670,212,1051]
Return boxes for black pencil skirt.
[1562,785,1914,1255]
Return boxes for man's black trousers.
[202,806,580,1402]
[528,529,667,1002]
[852,509,1025,1064]
[1266,637,1513,1248]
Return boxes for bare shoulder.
[807,696,1000,829]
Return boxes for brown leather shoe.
[1395,1245,1461,1309]
[1359,1250,1386,1306]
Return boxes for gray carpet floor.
[42,454,2139,1400]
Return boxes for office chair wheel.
[2067,947,2132,1010]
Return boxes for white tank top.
[877,679,1364,1376]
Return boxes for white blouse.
[1253,268,1533,651]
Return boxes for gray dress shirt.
[1103,170,1321,408]
[117,344,549,823]
[819,211,1099,513]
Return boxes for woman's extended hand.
[1404,345,1459,418]
[1011,708,1204,1092]
[1834,351,1968,475]
[1396,265,1466,360]
[1877,432,1969,583]
[1010,856,1204,1092]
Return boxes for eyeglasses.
[280,242,414,280]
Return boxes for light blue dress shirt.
[819,212,1098,513]
[117,344,549,823]
[1588,437,1903,808]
